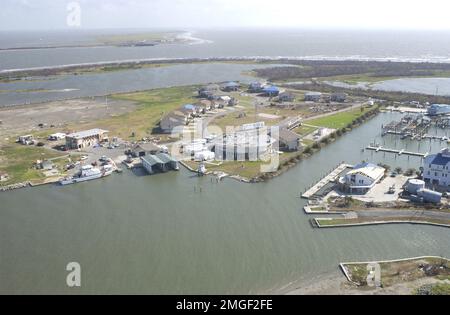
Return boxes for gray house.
[278,128,301,152]
[305,92,322,102]
[160,112,188,134]
[278,92,295,103]
[331,93,347,103]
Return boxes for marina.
[1,107,450,295]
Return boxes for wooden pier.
[366,146,428,158]
[302,163,351,199]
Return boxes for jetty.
[366,145,428,158]
[302,163,351,199]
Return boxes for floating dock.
[366,146,428,158]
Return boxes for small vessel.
[60,164,113,185]
[197,163,207,176]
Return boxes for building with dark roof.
[126,143,160,158]
[249,82,265,93]
[305,92,322,102]
[221,81,240,92]
[141,153,179,174]
[198,84,220,98]
[278,92,295,102]
[331,93,347,103]
[423,148,450,187]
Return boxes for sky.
[1,0,450,31]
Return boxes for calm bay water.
[0,63,276,106]
[1,112,449,294]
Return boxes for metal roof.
[67,129,108,140]
[141,154,177,167]
[156,153,177,164]
[279,128,300,142]
[183,104,196,110]
[430,153,450,166]
[141,155,164,167]
[224,81,240,87]
[263,86,280,92]
[348,163,385,180]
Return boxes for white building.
[339,163,386,194]
[423,148,450,187]
[48,133,66,141]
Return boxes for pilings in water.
[366,145,427,158]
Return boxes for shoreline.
[4,55,450,76]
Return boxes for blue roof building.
[427,104,450,116]
[263,86,280,96]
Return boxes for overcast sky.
[2,0,450,31]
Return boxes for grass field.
[184,160,264,179]
[318,71,450,85]
[65,86,197,141]
[307,107,371,129]
[343,257,450,290]
[0,144,66,186]
[294,125,318,136]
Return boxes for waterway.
[327,78,450,97]
[1,112,449,294]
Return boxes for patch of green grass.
[295,125,318,136]
[307,107,371,129]
[66,86,197,140]
[428,283,450,295]
[0,144,65,185]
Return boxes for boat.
[427,104,450,116]
[60,164,113,185]
[197,163,207,176]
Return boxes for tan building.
[66,129,109,150]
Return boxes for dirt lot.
[0,97,138,143]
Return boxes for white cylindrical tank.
[417,188,442,204]
[407,179,425,195]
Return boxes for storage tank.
[406,179,426,194]
[417,189,442,204]
[409,195,424,203]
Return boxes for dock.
[366,146,428,158]
[302,163,351,199]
